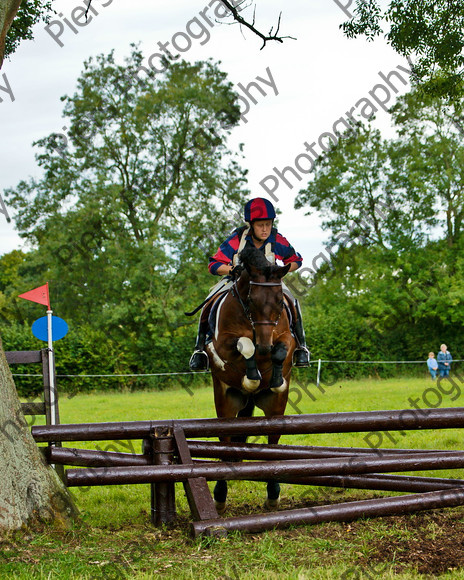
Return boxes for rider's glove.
[230,265,243,280]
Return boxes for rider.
[189,197,310,370]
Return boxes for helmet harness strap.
[233,225,276,267]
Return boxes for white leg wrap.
[270,378,288,393]
[238,337,260,392]
[242,376,261,393]
[237,336,255,359]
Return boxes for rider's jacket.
[208,226,303,275]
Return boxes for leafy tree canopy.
[3,48,248,373]
[296,90,464,253]
[389,90,464,247]
[295,121,437,252]
[341,0,464,97]
[3,0,52,60]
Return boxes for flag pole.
[46,308,57,426]
[18,283,58,427]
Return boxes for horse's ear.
[276,264,291,279]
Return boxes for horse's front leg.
[237,336,262,392]
[269,342,288,392]
[212,378,249,515]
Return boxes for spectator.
[437,344,452,378]
[427,352,438,379]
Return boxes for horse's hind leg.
[255,387,289,510]
[215,395,255,513]
[213,381,251,514]
[233,395,255,444]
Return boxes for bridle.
[232,279,284,329]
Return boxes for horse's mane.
[239,246,279,279]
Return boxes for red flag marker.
[18,283,50,309]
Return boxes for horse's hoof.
[264,497,280,511]
[270,379,287,393]
[215,501,227,515]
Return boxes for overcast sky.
[0,0,412,265]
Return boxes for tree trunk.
[0,0,22,69]
[0,336,78,531]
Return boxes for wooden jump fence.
[31,407,464,537]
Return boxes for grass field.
[4,374,464,579]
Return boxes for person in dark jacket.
[437,344,452,378]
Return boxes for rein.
[232,279,283,329]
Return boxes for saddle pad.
[206,292,228,344]
[283,295,294,334]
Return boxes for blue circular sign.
[32,316,69,342]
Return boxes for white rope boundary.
[321,359,464,364]
[11,371,209,378]
[11,360,463,378]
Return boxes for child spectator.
[427,352,438,379]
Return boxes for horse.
[205,245,297,513]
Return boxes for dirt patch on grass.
[358,509,464,576]
[214,494,464,576]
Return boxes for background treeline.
[1,48,464,396]
[295,90,464,380]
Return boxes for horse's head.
[237,247,291,354]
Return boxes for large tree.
[4,48,248,372]
[0,337,77,530]
[295,122,437,252]
[0,0,21,68]
[389,90,464,248]
[0,0,52,68]
[341,0,464,97]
